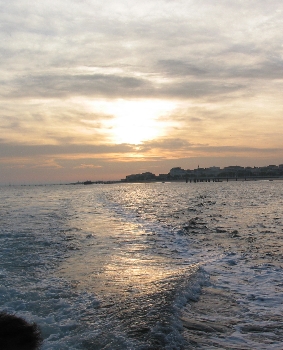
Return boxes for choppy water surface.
[1,181,283,349]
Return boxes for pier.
[186,176,282,183]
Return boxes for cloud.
[192,145,283,155]
[157,60,207,77]
[0,100,116,144]
[138,138,194,152]
[1,0,282,113]
[3,74,150,99]
[74,164,103,169]
[2,72,246,101]
[0,142,137,158]
[157,56,283,81]
[137,138,283,157]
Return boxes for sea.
[1,181,283,349]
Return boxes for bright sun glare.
[92,99,176,144]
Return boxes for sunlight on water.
[58,212,199,300]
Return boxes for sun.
[93,99,176,144]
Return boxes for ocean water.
[0,181,283,349]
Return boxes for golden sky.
[1,0,283,184]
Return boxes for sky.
[1,0,283,184]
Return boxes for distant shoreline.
[3,176,283,187]
[74,176,283,185]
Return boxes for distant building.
[169,167,186,178]
[244,167,258,176]
[123,163,283,182]
[205,166,221,176]
[141,172,156,180]
[158,174,169,180]
[223,166,244,171]
[125,174,140,181]
[193,167,206,176]
[125,172,156,182]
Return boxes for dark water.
[1,181,283,349]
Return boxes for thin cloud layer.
[1,0,283,183]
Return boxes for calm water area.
[1,181,283,349]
